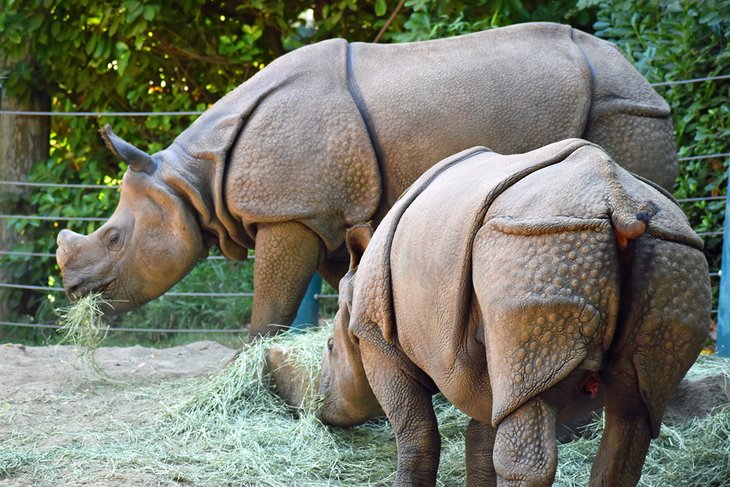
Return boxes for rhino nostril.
[64,277,84,299]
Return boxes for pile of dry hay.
[171,328,729,486]
[3,314,728,486]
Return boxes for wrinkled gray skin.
[317,140,710,487]
[56,22,678,336]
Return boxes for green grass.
[1,328,728,486]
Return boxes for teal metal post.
[718,180,730,356]
[291,273,322,331]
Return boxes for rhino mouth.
[65,275,117,302]
[313,401,338,426]
[65,277,139,315]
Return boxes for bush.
[7,2,726,347]
[1,1,596,344]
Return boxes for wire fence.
[1,72,728,334]
[0,74,726,119]
[0,320,246,333]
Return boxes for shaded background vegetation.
[0,0,727,345]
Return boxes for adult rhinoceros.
[56,22,678,337]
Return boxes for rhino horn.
[99,124,156,174]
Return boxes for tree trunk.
[0,61,51,325]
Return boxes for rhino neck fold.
[346,43,392,223]
[159,145,252,260]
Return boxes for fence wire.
[0,282,255,298]
[0,71,727,333]
[0,110,202,117]
[0,321,245,333]
[0,74,726,118]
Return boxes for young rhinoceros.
[56,22,678,337]
[317,139,710,487]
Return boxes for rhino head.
[316,224,383,427]
[55,125,206,314]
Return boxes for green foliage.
[591,0,730,309]
[4,0,726,344]
[1,0,600,342]
[390,0,596,42]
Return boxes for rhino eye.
[327,337,334,352]
[107,232,122,250]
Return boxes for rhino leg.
[250,221,322,336]
[317,252,350,289]
[590,236,710,486]
[493,397,558,487]
[466,419,497,487]
[589,372,652,487]
[359,340,440,487]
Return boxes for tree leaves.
[0,0,600,326]
[594,0,730,291]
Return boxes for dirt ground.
[0,341,238,486]
[0,342,727,486]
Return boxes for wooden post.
[0,61,51,325]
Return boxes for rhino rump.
[350,141,704,432]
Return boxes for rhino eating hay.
[56,22,678,336]
[316,139,710,487]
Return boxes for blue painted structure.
[717,185,730,356]
[291,273,322,331]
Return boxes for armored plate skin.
[57,23,679,336]
[318,139,709,486]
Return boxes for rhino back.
[483,145,699,248]
[350,22,593,203]
[571,28,670,119]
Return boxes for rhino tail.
[593,153,658,251]
[611,200,659,251]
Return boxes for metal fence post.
[717,178,730,356]
[291,273,321,331]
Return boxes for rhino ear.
[99,124,156,174]
[345,224,373,271]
